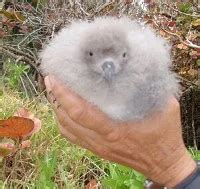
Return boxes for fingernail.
[44,76,52,92]
[57,104,61,109]
[53,98,57,103]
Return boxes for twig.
[25,72,38,94]
[20,76,28,99]
[24,48,38,63]
[186,39,200,49]
[191,95,198,150]
[178,75,199,87]
[17,27,42,47]
[75,0,90,16]
[0,46,39,72]
[152,19,200,49]
[161,2,200,18]
[2,45,35,61]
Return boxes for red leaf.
[85,179,98,189]
[0,29,7,37]
[0,146,13,157]
[15,108,42,137]
[0,117,34,138]
[0,142,15,157]
[21,140,32,149]
[0,139,32,157]
[177,43,188,50]
[124,0,133,4]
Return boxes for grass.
[0,89,108,188]
[0,87,199,189]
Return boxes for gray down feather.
[40,16,179,121]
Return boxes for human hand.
[45,75,196,188]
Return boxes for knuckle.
[174,99,180,109]
[68,106,85,121]
[171,97,180,113]
[57,113,67,125]
[96,146,109,158]
[58,124,65,134]
[54,88,63,99]
[59,128,67,138]
[105,128,120,142]
[171,97,180,108]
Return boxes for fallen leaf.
[0,117,34,138]
[97,3,115,16]
[13,12,26,22]
[187,33,198,41]
[189,50,197,56]
[15,108,41,137]
[0,10,25,22]
[0,142,15,157]
[124,0,133,4]
[0,139,32,157]
[162,21,176,27]
[192,19,200,27]
[177,43,188,50]
[19,25,30,34]
[159,30,166,37]
[21,140,32,149]
[85,179,98,189]
[187,68,198,78]
[0,29,7,37]
[0,10,15,20]
[0,146,13,157]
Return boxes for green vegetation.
[102,164,146,189]
[0,89,146,189]
[0,90,108,188]
[0,0,199,188]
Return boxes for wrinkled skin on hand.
[45,75,196,188]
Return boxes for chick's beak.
[101,61,115,81]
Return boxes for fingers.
[58,124,77,143]
[47,88,95,142]
[58,124,95,151]
[56,108,104,153]
[45,75,115,135]
[55,106,96,141]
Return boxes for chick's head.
[78,18,132,82]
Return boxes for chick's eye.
[122,52,127,58]
[89,52,93,56]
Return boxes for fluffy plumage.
[40,17,179,121]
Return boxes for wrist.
[159,150,196,188]
[174,161,200,189]
[145,150,196,189]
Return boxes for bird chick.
[40,17,179,121]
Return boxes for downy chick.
[40,17,179,121]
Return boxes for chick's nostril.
[102,61,115,71]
